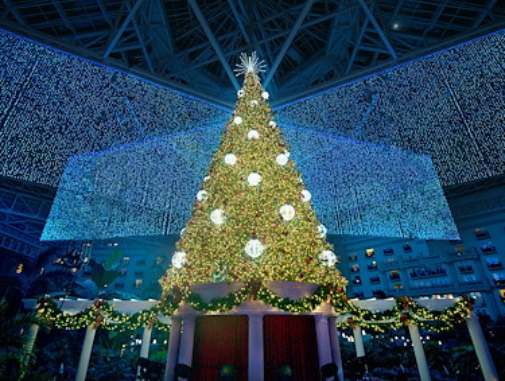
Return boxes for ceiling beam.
[187,0,240,91]
[263,0,315,89]
[228,0,252,44]
[346,16,370,74]
[102,0,145,59]
[2,0,26,25]
[357,0,398,60]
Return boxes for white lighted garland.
[245,238,265,258]
[210,209,225,225]
[172,251,187,269]
[247,172,262,186]
[224,153,237,165]
[279,204,296,221]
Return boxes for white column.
[352,326,365,358]
[315,315,333,369]
[164,317,182,381]
[75,325,97,381]
[140,325,153,359]
[408,324,431,381]
[466,312,499,381]
[177,316,196,371]
[137,325,153,378]
[328,317,344,381]
[248,314,264,381]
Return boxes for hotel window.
[123,256,130,265]
[351,264,360,273]
[493,273,505,285]
[115,282,124,289]
[389,270,401,281]
[134,279,144,288]
[480,242,496,254]
[352,276,361,285]
[394,284,403,289]
[383,248,394,256]
[368,261,378,270]
[366,248,375,258]
[403,244,412,253]
[370,276,381,284]
[349,252,357,261]
[486,257,502,270]
[458,262,473,273]
[155,257,163,265]
[134,270,144,276]
[475,229,491,239]
[136,259,146,266]
[16,264,23,274]
[120,268,128,277]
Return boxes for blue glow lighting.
[275,31,505,187]
[283,126,459,240]
[43,123,458,241]
[41,126,225,241]
[0,30,230,186]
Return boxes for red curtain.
[192,315,249,380]
[264,315,320,381]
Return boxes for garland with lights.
[35,287,474,334]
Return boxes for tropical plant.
[0,298,40,379]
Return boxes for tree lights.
[160,56,346,292]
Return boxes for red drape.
[192,315,249,380]
[264,315,320,381]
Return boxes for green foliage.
[90,249,125,289]
[0,298,39,380]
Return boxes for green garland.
[35,285,474,334]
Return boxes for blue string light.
[275,30,505,187]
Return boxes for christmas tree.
[160,53,346,295]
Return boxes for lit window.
[389,270,401,281]
[134,279,143,288]
[394,284,403,289]
[351,264,360,272]
[16,264,23,274]
[366,248,375,258]
[123,256,130,265]
[475,229,490,239]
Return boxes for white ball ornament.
[247,130,260,140]
[245,238,265,258]
[233,116,243,124]
[224,153,237,165]
[261,91,270,100]
[317,224,327,238]
[320,250,337,267]
[171,252,187,269]
[247,172,262,186]
[250,99,259,107]
[210,209,225,225]
[276,152,290,166]
[237,89,245,97]
[301,190,312,202]
[197,190,208,201]
[279,204,296,221]
[268,121,277,128]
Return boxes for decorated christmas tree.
[160,53,346,295]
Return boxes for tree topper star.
[234,52,266,78]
